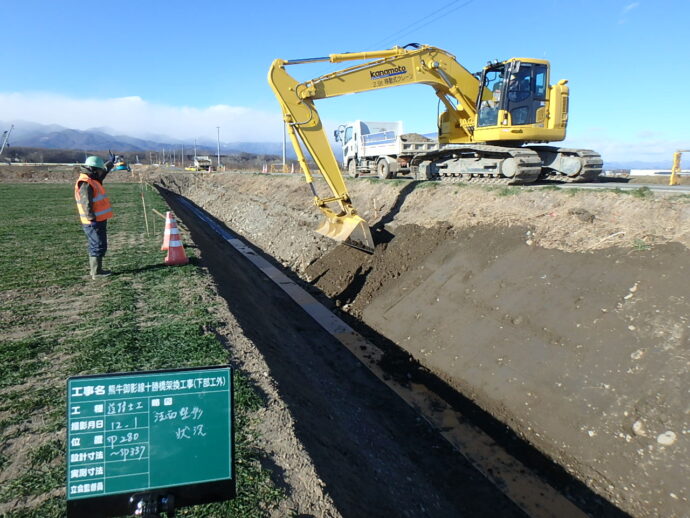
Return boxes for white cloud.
[0,92,284,142]
[618,2,640,24]
[565,129,684,165]
[622,2,640,14]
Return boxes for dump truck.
[193,156,212,171]
[335,121,438,179]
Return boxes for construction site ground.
[1,165,689,518]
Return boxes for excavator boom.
[267,45,478,253]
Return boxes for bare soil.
[163,193,526,517]
[149,170,689,518]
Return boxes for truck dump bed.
[361,131,438,158]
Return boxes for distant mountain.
[0,120,295,157]
[4,121,168,152]
[6,120,669,169]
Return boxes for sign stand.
[130,492,175,517]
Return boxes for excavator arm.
[269,56,376,252]
[267,45,481,252]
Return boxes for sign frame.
[66,365,235,517]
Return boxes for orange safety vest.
[74,173,113,224]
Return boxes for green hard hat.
[85,156,105,169]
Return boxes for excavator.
[268,44,602,253]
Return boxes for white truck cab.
[334,120,437,179]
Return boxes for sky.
[1,0,688,164]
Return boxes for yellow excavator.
[268,44,602,252]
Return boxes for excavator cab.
[475,59,553,140]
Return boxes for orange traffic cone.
[161,211,178,250]
[161,212,189,266]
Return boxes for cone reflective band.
[161,212,189,266]
[161,211,181,251]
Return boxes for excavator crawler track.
[411,145,542,185]
[529,147,604,183]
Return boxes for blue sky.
[1,0,688,164]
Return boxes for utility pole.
[216,126,221,171]
[0,124,14,157]
[194,139,197,161]
[282,122,286,172]
[181,144,184,168]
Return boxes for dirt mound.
[399,133,432,142]
[304,223,456,316]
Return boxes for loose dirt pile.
[149,170,689,518]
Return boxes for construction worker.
[75,154,115,279]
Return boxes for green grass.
[491,186,521,197]
[539,185,562,192]
[632,238,652,251]
[0,183,283,517]
[414,180,440,189]
[629,186,653,198]
[607,186,654,198]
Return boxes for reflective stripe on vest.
[75,173,113,224]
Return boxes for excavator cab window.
[478,61,548,127]
[477,65,505,127]
[506,62,548,125]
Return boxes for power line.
[368,0,475,50]
[369,0,462,48]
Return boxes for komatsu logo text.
[370,66,407,80]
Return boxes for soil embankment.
[151,170,689,518]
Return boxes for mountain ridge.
[1,120,293,157]
[1,120,670,169]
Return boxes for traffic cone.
[161,212,189,266]
[161,211,179,250]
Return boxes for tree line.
[1,146,282,169]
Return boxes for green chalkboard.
[66,366,234,516]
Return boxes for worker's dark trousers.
[82,220,108,257]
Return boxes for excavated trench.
[152,170,689,518]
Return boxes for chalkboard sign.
[66,366,234,517]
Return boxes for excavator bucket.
[315,214,375,253]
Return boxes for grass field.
[0,183,282,517]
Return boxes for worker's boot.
[89,256,111,280]
[89,256,98,280]
[95,257,112,278]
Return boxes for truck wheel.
[377,159,393,179]
[347,160,359,178]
